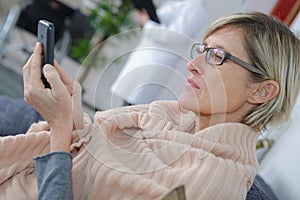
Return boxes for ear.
[248,80,280,104]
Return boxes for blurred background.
[0,0,299,115]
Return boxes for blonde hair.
[203,12,300,131]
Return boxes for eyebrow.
[202,42,228,52]
[204,41,250,62]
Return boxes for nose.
[187,56,204,75]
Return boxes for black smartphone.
[37,19,55,88]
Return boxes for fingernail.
[36,42,39,48]
[44,64,53,72]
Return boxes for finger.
[72,81,83,129]
[53,60,74,94]
[23,54,33,89]
[26,121,50,133]
[23,53,33,72]
[30,42,44,87]
[43,64,69,97]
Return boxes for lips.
[187,78,200,89]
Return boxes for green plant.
[89,0,135,38]
[69,0,136,63]
[69,36,92,64]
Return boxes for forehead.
[204,27,244,53]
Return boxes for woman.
[1,12,299,199]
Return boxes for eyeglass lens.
[192,45,204,58]
[192,44,226,65]
[207,48,225,65]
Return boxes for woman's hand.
[23,42,82,152]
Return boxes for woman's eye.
[215,55,223,61]
[212,53,223,62]
[214,50,225,61]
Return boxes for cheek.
[226,88,249,111]
[220,75,250,112]
[179,71,250,115]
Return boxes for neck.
[195,114,228,131]
[195,104,255,132]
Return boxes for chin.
[178,92,200,113]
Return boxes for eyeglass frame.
[190,43,265,75]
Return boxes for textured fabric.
[0,101,259,199]
[0,96,43,136]
[34,152,73,200]
[34,153,188,200]
[34,157,275,200]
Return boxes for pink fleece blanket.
[0,101,258,199]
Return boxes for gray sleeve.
[34,152,73,200]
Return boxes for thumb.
[43,64,65,92]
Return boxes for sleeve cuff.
[34,152,73,200]
[34,151,72,161]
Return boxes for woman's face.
[179,27,255,119]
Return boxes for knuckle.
[24,94,32,105]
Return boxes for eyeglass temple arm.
[228,55,265,75]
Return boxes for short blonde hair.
[203,12,300,131]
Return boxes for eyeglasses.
[190,43,265,75]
